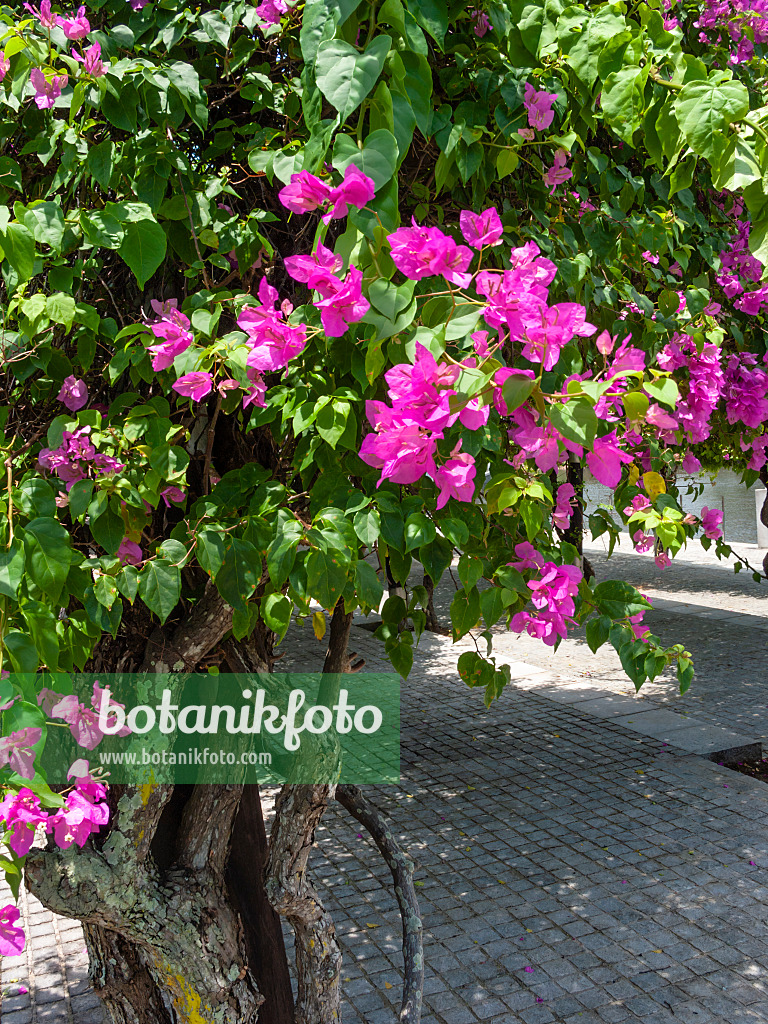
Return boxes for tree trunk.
[25,587,268,1024]
[563,458,594,580]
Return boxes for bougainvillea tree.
[1,0,768,1020]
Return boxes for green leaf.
[196,527,228,577]
[404,512,436,551]
[457,650,494,689]
[674,73,749,160]
[24,202,65,251]
[23,517,71,603]
[561,8,626,87]
[501,375,535,414]
[0,223,35,281]
[593,580,651,619]
[81,210,124,249]
[90,506,125,556]
[450,587,480,641]
[385,633,413,677]
[419,537,454,583]
[645,377,679,408]
[94,574,118,610]
[138,560,181,623]
[548,398,598,448]
[408,0,449,47]
[267,517,303,586]
[46,293,76,330]
[586,614,612,653]
[332,129,399,191]
[355,558,384,608]
[87,140,115,189]
[217,538,262,612]
[0,156,22,193]
[353,509,381,547]
[315,36,391,123]
[102,81,139,132]
[601,66,649,144]
[0,541,24,599]
[480,586,505,629]
[300,0,362,62]
[262,592,292,639]
[457,553,483,592]
[118,220,167,290]
[306,548,348,609]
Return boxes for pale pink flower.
[23,1,56,29]
[57,375,88,412]
[0,51,9,83]
[57,6,90,39]
[543,150,572,193]
[524,83,558,130]
[0,727,42,779]
[117,537,142,565]
[700,506,723,540]
[30,68,67,109]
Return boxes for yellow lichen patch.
[166,972,210,1024]
[140,783,154,806]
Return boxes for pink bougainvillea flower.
[587,431,634,488]
[50,694,106,750]
[596,330,615,356]
[0,788,49,856]
[160,485,186,507]
[543,150,572,193]
[314,265,370,337]
[72,42,104,77]
[173,371,213,402]
[278,171,331,214]
[254,0,290,27]
[470,8,491,36]
[129,0,149,9]
[0,727,42,779]
[148,308,193,370]
[642,250,660,265]
[433,452,476,509]
[0,905,25,957]
[552,482,575,530]
[325,164,376,221]
[518,126,535,140]
[700,506,724,540]
[388,220,473,287]
[48,782,110,849]
[460,207,503,249]
[57,6,90,39]
[681,453,701,474]
[284,241,344,293]
[0,51,9,83]
[523,83,558,130]
[655,550,671,569]
[217,378,241,395]
[30,68,68,109]
[23,0,57,29]
[57,375,89,411]
[117,537,142,565]
[150,298,179,317]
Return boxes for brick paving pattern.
[2,539,768,1023]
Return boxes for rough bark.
[26,586,265,1024]
[422,574,449,635]
[336,784,423,1023]
[262,599,351,1024]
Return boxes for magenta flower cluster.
[508,543,583,647]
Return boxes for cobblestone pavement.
[3,540,768,1024]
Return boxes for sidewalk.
[3,540,768,1024]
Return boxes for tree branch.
[336,784,424,1023]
